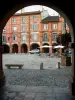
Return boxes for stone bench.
[5,64,24,69]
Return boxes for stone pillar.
[71,43,75,95]
[18,44,21,53]
[40,32,43,53]
[28,44,30,53]
[10,44,12,53]
[0,46,5,88]
[49,33,52,54]
[40,45,42,53]
[40,40,42,52]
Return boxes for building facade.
[2,10,69,54]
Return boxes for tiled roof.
[14,11,41,16]
[41,16,59,22]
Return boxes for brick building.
[2,10,69,53]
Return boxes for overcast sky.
[16,5,59,16]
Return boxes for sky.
[16,5,59,16]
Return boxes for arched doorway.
[42,43,49,53]
[12,44,18,53]
[52,43,57,53]
[0,1,75,96]
[2,44,10,53]
[21,44,28,53]
[30,43,39,50]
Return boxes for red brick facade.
[2,11,69,53]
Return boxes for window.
[32,24,38,31]
[13,34,17,40]
[52,24,57,29]
[21,16,25,23]
[21,24,25,32]
[13,26,17,31]
[32,32,38,42]
[2,36,6,42]
[33,16,36,21]
[21,33,26,41]
[43,33,48,42]
[13,18,17,22]
[52,32,58,41]
[44,24,48,30]
[8,37,10,41]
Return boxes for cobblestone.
[4,67,72,87]
[3,54,72,87]
[1,54,73,100]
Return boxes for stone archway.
[52,43,57,53]
[21,44,28,53]
[30,43,39,50]
[42,43,49,53]
[12,44,18,53]
[0,1,75,95]
[2,44,10,53]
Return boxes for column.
[18,43,21,53]
[28,46,30,52]
[28,33,30,52]
[10,44,12,53]
[49,33,52,54]
[40,44,42,53]
[0,46,5,88]
[71,43,75,95]
[40,32,43,52]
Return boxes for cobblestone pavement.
[4,68,72,87]
[2,53,61,69]
[1,84,75,100]
[1,54,73,100]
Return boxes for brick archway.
[42,43,49,53]
[21,44,28,53]
[0,0,75,95]
[30,43,39,50]
[52,43,57,53]
[12,44,18,53]
[2,44,10,53]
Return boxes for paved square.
[1,54,73,100]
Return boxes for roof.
[41,16,59,22]
[14,11,41,16]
